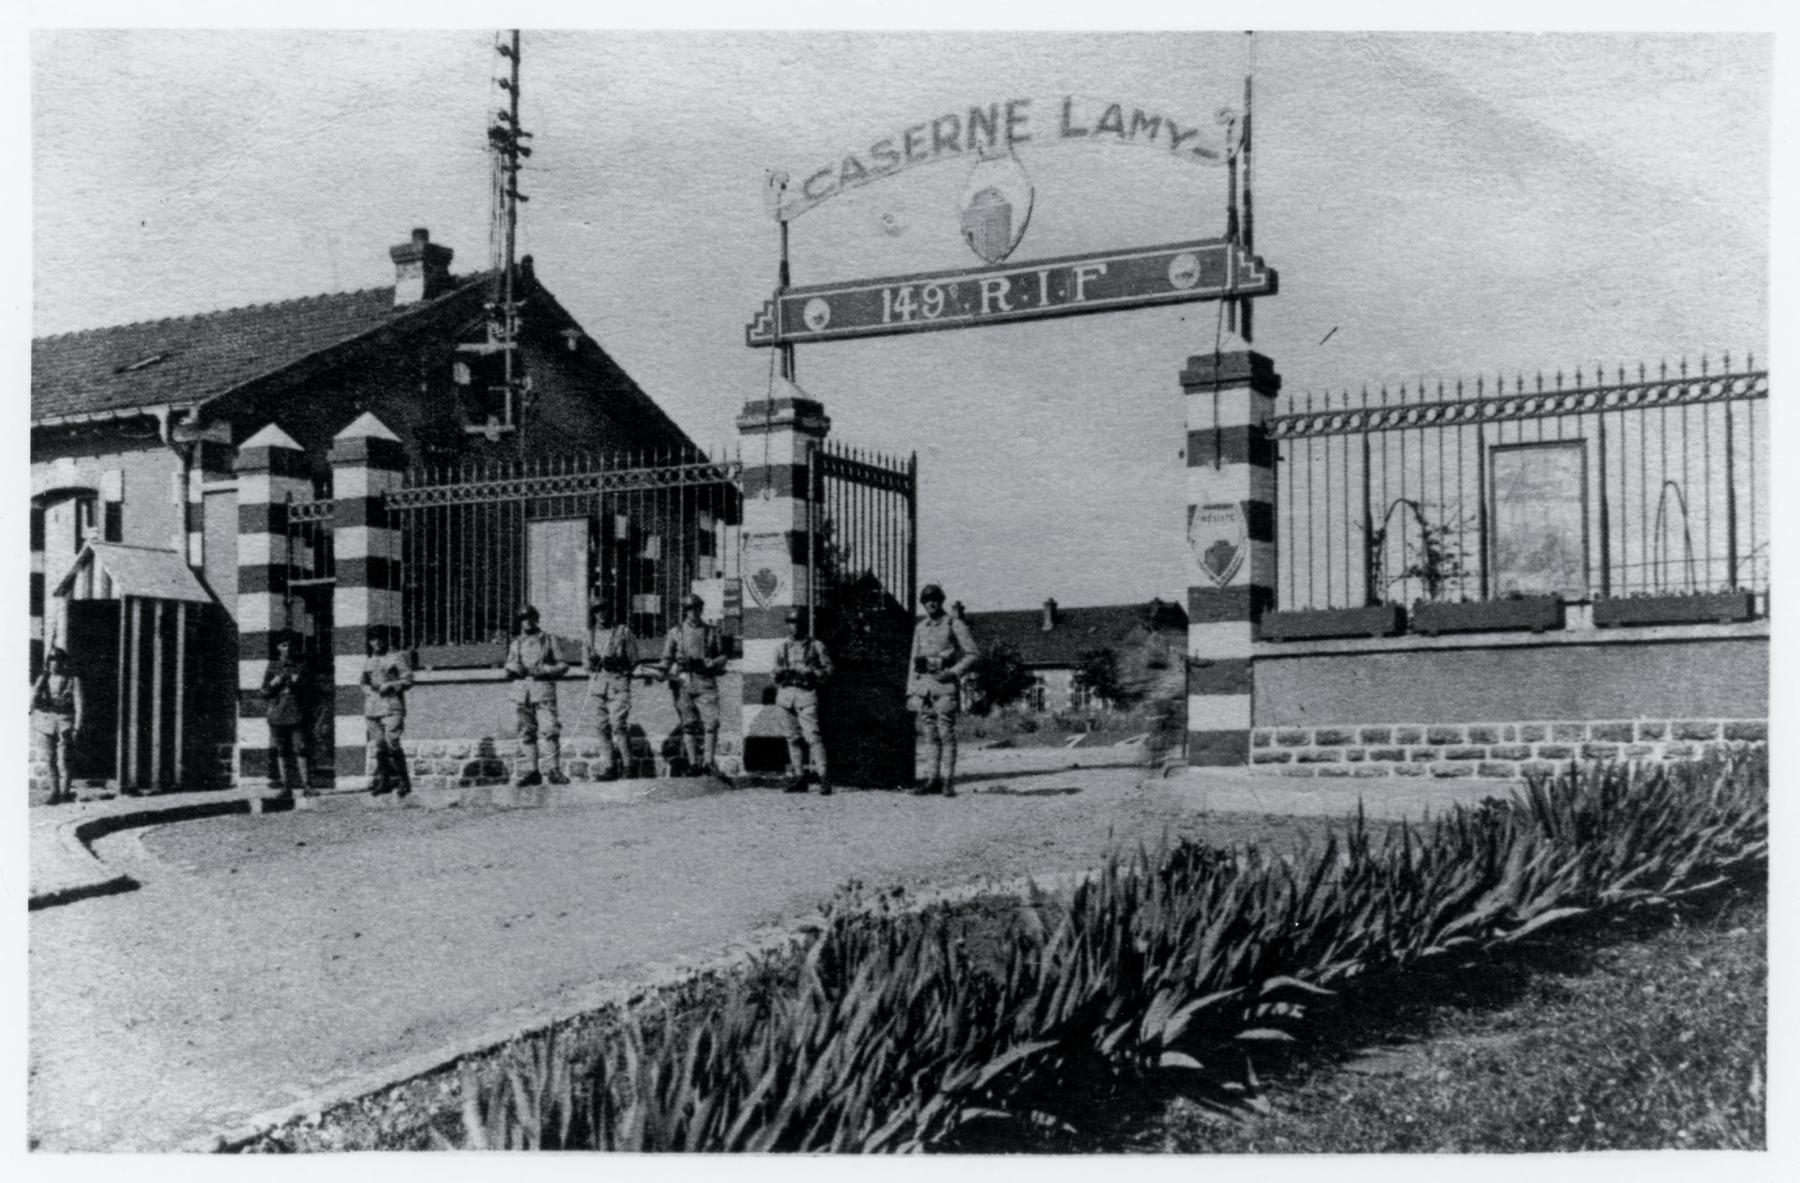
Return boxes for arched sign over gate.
[740,74,1283,773]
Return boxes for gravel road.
[30,762,1361,1152]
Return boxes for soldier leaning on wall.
[506,605,571,787]
[908,583,980,797]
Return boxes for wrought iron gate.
[808,440,918,789]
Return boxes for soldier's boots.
[546,769,570,786]
[817,777,833,797]
[515,769,543,788]
[370,750,394,796]
[911,776,945,797]
[784,772,810,794]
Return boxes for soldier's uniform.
[31,654,83,804]
[506,612,569,785]
[663,606,726,773]
[909,589,980,796]
[261,648,311,792]
[774,630,833,792]
[362,646,414,796]
[585,619,636,779]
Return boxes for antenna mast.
[488,29,533,444]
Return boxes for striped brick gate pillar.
[30,504,45,678]
[1181,349,1281,766]
[735,385,831,776]
[328,413,406,790]
[234,424,310,787]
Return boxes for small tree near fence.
[1073,648,1136,710]
[969,641,1035,716]
[1365,498,1471,605]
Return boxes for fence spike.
[1534,371,1542,394]
[1554,369,1563,390]
[1475,376,1483,397]
[1747,349,1755,371]
[1702,352,1711,376]
[1679,356,1688,379]
[1617,364,1624,385]
[1455,378,1463,398]
[1575,365,1584,387]
[1723,350,1731,372]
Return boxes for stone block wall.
[1249,718,1768,780]
[402,733,743,791]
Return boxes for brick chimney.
[389,228,454,306]
[1041,597,1058,631]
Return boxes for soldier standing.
[662,593,727,776]
[362,633,414,797]
[506,604,570,787]
[908,583,980,797]
[31,648,84,805]
[261,632,312,796]
[774,607,833,795]
[584,602,636,781]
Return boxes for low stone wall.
[1249,718,1768,780]
[392,668,745,790]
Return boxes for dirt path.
[30,766,1352,1151]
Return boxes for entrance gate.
[807,440,918,788]
[283,494,337,786]
[265,442,916,788]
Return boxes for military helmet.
[516,604,540,622]
[785,608,806,625]
[684,593,705,610]
[919,583,946,604]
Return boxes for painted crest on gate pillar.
[1188,500,1247,587]
[740,533,791,610]
[958,151,1034,264]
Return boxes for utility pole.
[485,29,532,449]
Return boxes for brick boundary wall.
[1249,718,1768,779]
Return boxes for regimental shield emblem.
[740,532,790,610]
[958,152,1034,264]
[748,567,781,610]
[1188,501,1247,587]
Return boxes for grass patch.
[1142,885,1766,1152]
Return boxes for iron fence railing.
[809,441,918,624]
[1268,359,1769,612]
[389,450,741,659]
[268,443,920,665]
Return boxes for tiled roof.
[961,600,1187,668]
[31,275,493,424]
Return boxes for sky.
[30,28,1772,611]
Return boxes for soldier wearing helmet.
[908,583,980,796]
[505,604,571,787]
[584,599,637,781]
[774,607,834,796]
[662,593,728,776]
[31,647,84,805]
